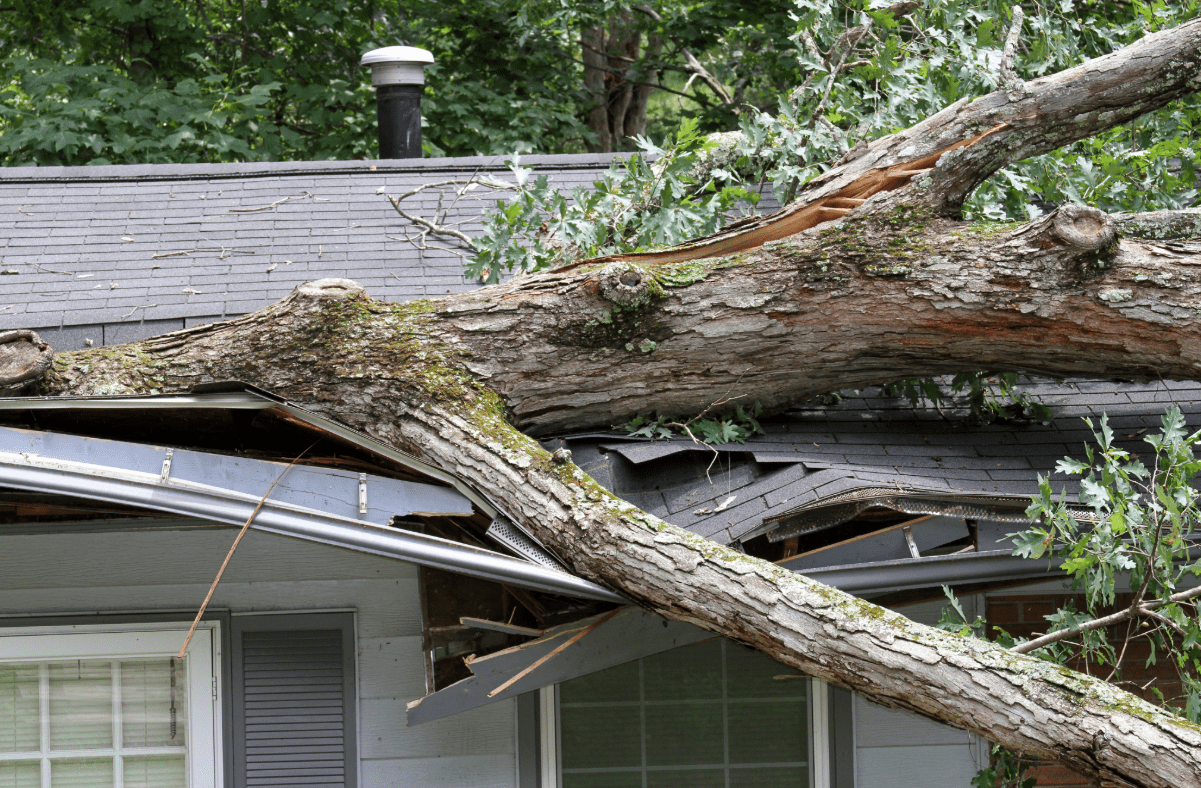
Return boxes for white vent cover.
[486,516,562,570]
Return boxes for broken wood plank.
[486,607,623,697]
[460,616,545,637]
[405,607,715,726]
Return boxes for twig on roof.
[383,174,515,257]
[229,190,330,213]
[387,196,479,250]
[121,304,157,318]
[386,177,514,203]
[27,262,72,276]
[229,196,293,213]
[151,246,257,259]
[664,370,753,484]
[387,230,473,261]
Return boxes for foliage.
[0,0,375,165]
[940,407,1201,783]
[723,0,1201,219]
[468,119,757,281]
[1015,407,1201,708]
[625,400,765,445]
[969,745,1036,788]
[458,0,1200,281]
[0,0,592,164]
[881,372,1054,424]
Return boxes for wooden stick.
[486,607,624,698]
[177,441,319,658]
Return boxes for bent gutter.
[0,387,564,566]
[0,448,623,604]
[795,549,1064,594]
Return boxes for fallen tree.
[13,16,1201,788]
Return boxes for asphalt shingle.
[0,153,629,337]
[561,378,1201,544]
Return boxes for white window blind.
[0,626,218,788]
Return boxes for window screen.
[558,640,809,788]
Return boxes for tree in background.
[0,0,797,163]
[10,0,1196,177]
[0,0,584,163]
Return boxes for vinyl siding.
[0,527,516,788]
[848,596,987,788]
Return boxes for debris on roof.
[0,154,625,347]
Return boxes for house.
[0,141,1183,788]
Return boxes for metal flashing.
[793,549,1063,595]
[0,152,626,184]
[0,425,621,602]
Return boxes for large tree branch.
[598,16,1201,267]
[10,19,1201,788]
[38,278,1201,788]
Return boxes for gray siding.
[0,527,516,788]
[848,597,986,788]
[853,696,984,788]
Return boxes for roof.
[2,152,1195,593]
[0,153,623,349]
[550,378,1201,546]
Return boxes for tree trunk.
[25,18,1201,788]
[581,10,657,152]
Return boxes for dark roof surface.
[552,379,1201,546]
[5,154,1197,558]
[0,154,623,349]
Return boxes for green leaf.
[1011,529,1051,560]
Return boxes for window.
[556,640,811,788]
[0,625,220,788]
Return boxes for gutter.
[797,549,1063,595]
[0,385,565,567]
[0,445,622,602]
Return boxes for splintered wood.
[602,122,1009,266]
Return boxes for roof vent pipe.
[360,46,434,159]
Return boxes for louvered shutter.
[232,615,357,788]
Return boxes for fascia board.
[0,428,622,602]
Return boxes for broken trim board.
[406,607,713,725]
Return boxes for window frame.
[0,619,225,788]
[529,642,847,788]
[0,613,233,788]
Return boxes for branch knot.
[598,263,654,308]
[294,278,368,301]
[1051,205,1116,252]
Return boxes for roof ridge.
[0,152,627,185]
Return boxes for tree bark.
[581,10,659,152]
[25,18,1201,788]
